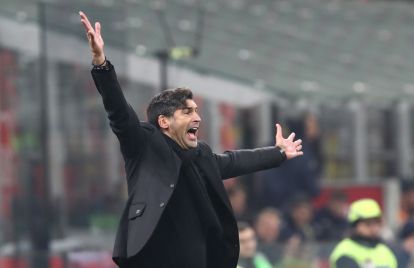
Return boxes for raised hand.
[79,11,105,65]
[275,123,303,160]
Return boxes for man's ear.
[158,115,170,130]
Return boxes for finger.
[80,19,90,32]
[296,151,304,156]
[80,19,94,34]
[294,139,302,146]
[79,11,91,25]
[296,145,303,151]
[275,124,283,139]
[79,11,94,33]
[95,22,101,36]
[287,132,295,141]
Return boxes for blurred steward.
[237,222,272,268]
[330,199,398,268]
[254,207,283,265]
[257,113,321,209]
[314,190,349,242]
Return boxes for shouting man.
[79,11,303,268]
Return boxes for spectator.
[257,114,321,209]
[254,208,283,264]
[399,180,414,227]
[394,220,414,268]
[280,194,315,242]
[228,183,251,222]
[237,222,273,268]
[314,190,349,242]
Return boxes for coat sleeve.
[213,146,286,180]
[91,62,146,158]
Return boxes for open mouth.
[187,127,199,141]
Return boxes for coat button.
[160,202,165,207]
[170,184,175,188]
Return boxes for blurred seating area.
[1,0,414,100]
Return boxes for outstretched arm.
[79,11,145,158]
[215,124,303,179]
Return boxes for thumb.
[275,123,283,139]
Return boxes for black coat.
[91,62,285,268]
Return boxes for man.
[254,208,283,265]
[394,220,414,268]
[79,11,303,268]
[237,222,272,268]
[280,194,315,242]
[228,183,250,222]
[313,190,348,242]
[330,198,398,268]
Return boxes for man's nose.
[194,112,201,122]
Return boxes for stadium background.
[1,0,414,267]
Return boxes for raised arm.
[214,124,303,179]
[79,11,145,158]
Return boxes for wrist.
[276,146,287,161]
[92,54,106,66]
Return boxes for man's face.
[356,218,382,239]
[162,99,201,149]
[255,213,281,243]
[329,199,348,218]
[292,203,313,226]
[239,228,257,259]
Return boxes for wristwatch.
[92,57,110,70]
[276,146,287,161]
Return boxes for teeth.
[188,127,198,134]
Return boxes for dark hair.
[288,193,311,210]
[237,221,252,232]
[400,220,414,239]
[146,88,193,128]
[256,207,281,221]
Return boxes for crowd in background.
[221,113,414,268]
[229,181,414,268]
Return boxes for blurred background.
[1,0,414,267]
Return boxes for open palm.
[79,11,105,65]
[275,124,303,160]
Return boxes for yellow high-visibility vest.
[330,238,397,268]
